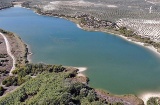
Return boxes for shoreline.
[76,67,87,77]
[26,44,32,63]
[1,6,158,104]
[139,92,160,105]
[19,5,160,64]
[76,24,160,57]
[0,29,32,75]
[76,23,160,104]
[14,6,160,103]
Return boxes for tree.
[0,86,4,96]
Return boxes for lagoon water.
[1,7,160,95]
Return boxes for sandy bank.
[14,5,22,7]
[114,34,160,57]
[75,67,87,77]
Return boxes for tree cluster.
[12,63,66,77]
[0,54,8,58]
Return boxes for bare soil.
[0,34,12,81]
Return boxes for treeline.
[12,63,66,77]
[119,27,160,49]
[2,63,66,87]
[0,29,14,37]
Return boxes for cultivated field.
[18,0,160,42]
[1,0,160,41]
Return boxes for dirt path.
[0,32,16,76]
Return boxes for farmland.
[1,0,160,42]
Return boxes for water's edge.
[2,6,160,104]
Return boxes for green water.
[0,7,160,95]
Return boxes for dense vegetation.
[12,63,66,76]
[0,63,108,105]
[2,63,66,87]
[147,97,160,105]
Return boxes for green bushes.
[0,86,5,96]
[147,97,160,105]
[0,63,108,104]
[12,63,66,77]
[2,76,25,87]
[0,29,14,36]
[2,76,17,87]
[0,69,8,74]
[2,63,66,87]
[119,27,134,37]
[0,70,106,105]
[0,54,8,58]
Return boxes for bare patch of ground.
[0,34,12,82]
[0,29,29,96]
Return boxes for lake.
[0,7,160,95]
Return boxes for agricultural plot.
[117,18,160,42]
[1,0,160,41]
[31,0,160,42]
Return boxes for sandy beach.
[114,34,160,57]
[76,67,87,77]
[14,5,22,7]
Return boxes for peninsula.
[0,0,160,105]
[0,28,144,105]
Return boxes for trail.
[0,32,16,76]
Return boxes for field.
[1,0,160,41]
[22,0,160,42]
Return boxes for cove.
[0,7,160,95]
